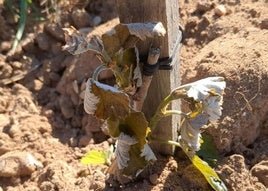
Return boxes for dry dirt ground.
[0,0,268,190]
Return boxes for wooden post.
[116,0,180,155]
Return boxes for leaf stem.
[167,140,182,148]
[148,93,173,131]
[164,110,188,118]
[148,89,187,132]
[93,64,107,81]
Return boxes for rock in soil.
[251,160,268,187]
[0,151,43,177]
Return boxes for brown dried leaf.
[84,79,130,121]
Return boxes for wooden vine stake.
[117,0,181,154]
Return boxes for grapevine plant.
[63,22,227,191]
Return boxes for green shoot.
[10,0,27,54]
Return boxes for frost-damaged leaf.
[111,111,156,177]
[115,133,138,169]
[172,77,226,122]
[62,26,101,55]
[179,113,208,151]
[84,79,130,120]
[140,143,157,161]
[183,77,226,101]
[102,22,166,57]
[111,48,142,95]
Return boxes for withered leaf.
[102,22,166,58]
[62,26,101,55]
[84,79,130,120]
[113,111,155,177]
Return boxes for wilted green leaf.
[84,79,131,120]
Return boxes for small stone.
[8,125,21,138]
[59,96,74,119]
[69,137,78,147]
[78,135,93,147]
[44,23,65,42]
[149,173,158,185]
[196,0,212,12]
[10,61,22,69]
[214,5,227,16]
[83,115,103,133]
[0,63,13,78]
[0,41,11,52]
[49,72,61,82]
[0,151,43,177]
[251,160,268,187]
[260,19,268,29]
[51,42,62,55]
[35,33,50,51]
[71,8,91,28]
[92,16,102,26]
[21,33,36,53]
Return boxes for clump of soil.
[0,0,268,190]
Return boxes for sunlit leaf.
[81,149,112,165]
[189,154,227,191]
[84,79,131,120]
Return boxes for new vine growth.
[63,22,228,191]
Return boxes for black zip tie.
[143,61,160,76]
[140,28,183,72]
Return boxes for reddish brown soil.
[0,0,268,190]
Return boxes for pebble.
[260,18,268,29]
[44,23,65,42]
[10,61,22,69]
[71,8,91,28]
[149,173,158,185]
[196,0,212,12]
[0,151,43,177]
[251,160,268,187]
[69,137,78,147]
[35,33,50,51]
[0,41,11,52]
[92,16,102,26]
[78,135,93,147]
[59,96,74,119]
[214,5,227,16]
